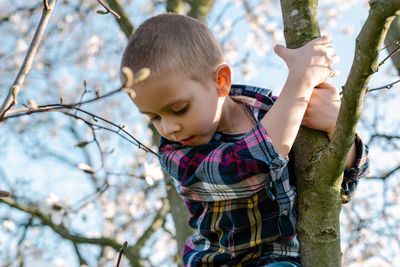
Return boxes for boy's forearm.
[327,132,357,169]
[345,142,357,169]
[261,75,313,158]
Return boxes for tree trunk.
[279,1,343,266]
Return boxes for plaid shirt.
[159,84,369,266]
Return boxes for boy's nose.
[162,119,181,136]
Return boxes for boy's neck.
[217,96,256,134]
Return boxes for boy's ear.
[214,64,231,97]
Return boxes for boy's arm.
[328,131,357,169]
[261,35,337,158]
[301,83,369,202]
[341,135,369,203]
[302,82,358,168]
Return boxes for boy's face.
[131,71,225,146]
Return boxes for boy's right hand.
[274,35,339,88]
[302,82,341,139]
[262,36,339,158]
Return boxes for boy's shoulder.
[230,84,275,111]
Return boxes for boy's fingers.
[316,81,337,90]
[325,46,334,56]
[314,35,332,45]
[330,55,340,66]
[330,68,340,77]
[274,44,290,60]
[274,44,284,55]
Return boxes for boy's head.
[121,13,232,146]
[121,13,225,82]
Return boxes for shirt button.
[282,209,289,216]
[269,181,273,188]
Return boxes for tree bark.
[279,1,341,264]
[280,0,400,266]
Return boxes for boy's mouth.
[179,136,195,145]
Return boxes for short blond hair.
[121,13,224,83]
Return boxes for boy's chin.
[169,135,212,146]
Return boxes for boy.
[121,14,369,266]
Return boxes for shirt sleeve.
[341,134,370,203]
[159,122,288,202]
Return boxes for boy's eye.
[172,104,189,115]
[149,115,160,122]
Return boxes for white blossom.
[342,26,354,35]
[243,63,258,81]
[3,220,15,231]
[15,39,28,53]
[86,35,103,56]
[54,257,66,267]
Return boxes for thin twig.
[0,197,123,249]
[74,80,90,116]
[4,87,121,117]
[367,79,400,93]
[0,0,57,118]
[0,104,158,157]
[72,107,157,156]
[68,181,109,212]
[0,190,11,198]
[3,105,158,155]
[381,37,400,51]
[97,0,121,19]
[72,242,88,266]
[378,44,400,67]
[43,0,50,10]
[340,79,400,95]
[370,133,400,141]
[87,123,109,173]
[367,165,400,180]
[116,241,128,267]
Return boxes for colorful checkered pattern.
[159,84,369,266]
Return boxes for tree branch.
[105,0,134,38]
[72,242,88,266]
[370,133,400,142]
[367,164,400,180]
[0,0,57,118]
[367,79,400,93]
[379,39,400,67]
[328,0,400,180]
[0,197,141,266]
[0,3,43,24]
[134,197,170,249]
[1,92,158,156]
[97,0,121,19]
[0,190,11,198]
